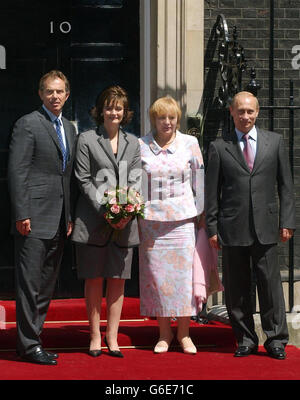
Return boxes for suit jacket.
[205,127,296,246]
[71,125,141,247]
[8,107,77,239]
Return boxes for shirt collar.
[42,104,62,123]
[235,126,257,142]
[149,131,178,155]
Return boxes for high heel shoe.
[178,336,197,355]
[104,336,124,358]
[88,349,102,357]
[88,335,101,357]
[154,335,174,354]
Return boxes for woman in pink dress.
[138,96,204,354]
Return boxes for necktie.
[243,133,254,171]
[54,118,67,171]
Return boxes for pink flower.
[110,204,120,214]
[125,204,135,213]
[135,204,141,211]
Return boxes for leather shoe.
[104,336,124,358]
[234,345,258,357]
[154,334,174,354]
[88,349,102,357]
[266,347,286,360]
[17,348,58,360]
[21,347,57,365]
[178,336,197,355]
[45,351,59,359]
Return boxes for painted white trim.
[0,45,6,70]
[140,0,151,136]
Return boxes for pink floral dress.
[138,131,204,317]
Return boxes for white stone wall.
[141,0,204,132]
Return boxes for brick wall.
[203,0,300,274]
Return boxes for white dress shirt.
[235,125,257,158]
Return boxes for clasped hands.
[106,216,132,230]
[16,219,74,237]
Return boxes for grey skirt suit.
[71,125,141,279]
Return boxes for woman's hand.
[107,216,132,230]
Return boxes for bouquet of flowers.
[103,186,145,230]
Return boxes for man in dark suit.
[8,70,77,365]
[205,91,296,360]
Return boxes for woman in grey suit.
[72,86,141,357]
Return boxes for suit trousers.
[14,219,65,355]
[222,241,288,350]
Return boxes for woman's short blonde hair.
[149,96,181,129]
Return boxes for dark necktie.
[54,118,67,171]
[243,133,254,171]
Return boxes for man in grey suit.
[205,91,296,360]
[8,70,77,365]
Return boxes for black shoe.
[45,351,59,359]
[17,348,58,361]
[21,347,57,365]
[266,347,286,360]
[234,345,258,357]
[104,336,124,358]
[88,349,102,357]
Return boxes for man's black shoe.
[234,345,258,357]
[266,347,286,360]
[21,347,57,365]
[17,348,59,360]
[45,351,59,359]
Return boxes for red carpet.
[1,298,300,380]
[1,297,142,322]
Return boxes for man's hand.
[209,234,221,250]
[280,228,294,242]
[16,219,31,236]
[67,222,74,237]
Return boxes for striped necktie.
[54,118,67,171]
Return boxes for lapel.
[224,129,250,173]
[97,125,129,168]
[61,116,73,158]
[251,127,269,174]
[116,127,129,164]
[97,124,118,170]
[38,107,75,170]
[38,107,63,156]
[224,127,270,174]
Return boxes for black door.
[0,0,140,298]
